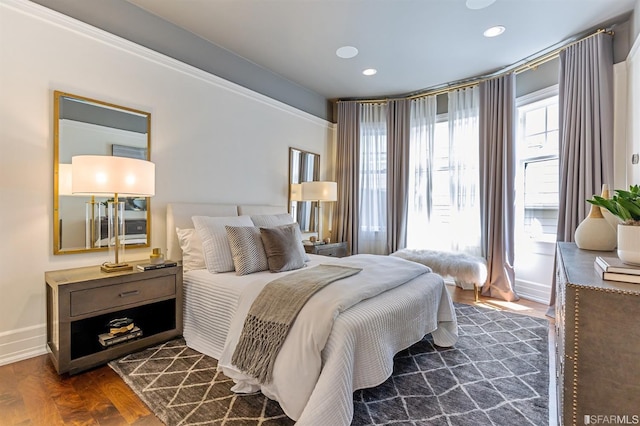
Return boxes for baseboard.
[516,278,552,305]
[0,324,48,366]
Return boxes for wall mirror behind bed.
[288,147,319,233]
[53,91,151,254]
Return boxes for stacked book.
[137,261,178,271]
[98,317,143,347]
[594,256,640,284]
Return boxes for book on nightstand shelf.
[594,261,640,284]
[136,261,177,271]
[98,326,143,347]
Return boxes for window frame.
[515,85,559,256]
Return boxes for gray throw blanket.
[231,264,362,384]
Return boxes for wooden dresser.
[555,242,640,426]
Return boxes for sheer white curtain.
[449,87,482,256]
[358,103,388,254]
[407,96,437,248]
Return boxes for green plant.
[588,185,640,226]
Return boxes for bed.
[166,202,458,425]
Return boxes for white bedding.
[183,255,326,359]
[184,254,458,425]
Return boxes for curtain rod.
[338,28,613,104]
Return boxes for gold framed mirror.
[53,91,151,254]
[288,147,320,233]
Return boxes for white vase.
[600,184,621,237]
[617,224,640,265]
[574,204,617,251]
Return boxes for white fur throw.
[391,248,487,290]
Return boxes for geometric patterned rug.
[109,303,549,425]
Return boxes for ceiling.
[126,0,635,100]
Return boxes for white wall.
[0,0,334,364]
[628,33,640,186]
[614,62,629,190]
[634,0,640,41]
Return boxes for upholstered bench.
[391,249,488,301]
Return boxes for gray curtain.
[557,33,614,242]
[335,101,360,254]
[479,73,518,302]
[549,33,613,311]
[386,99,411,253]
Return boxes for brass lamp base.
[101,262,133,273]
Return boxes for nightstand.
[304,241,348,258]
[45,261,183,375]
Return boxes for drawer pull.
[119,290,140,298]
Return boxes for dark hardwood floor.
[0,285,552,425]
[0,353,161,425]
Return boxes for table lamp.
[301,181,337,241]
[72,155,155,272]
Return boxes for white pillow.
[225,226,269,276]
[175,227,205,272]
[192,215,253,273]
[250,213,295,227]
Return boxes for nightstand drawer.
[315,246,343,257]
[70,275,176,317]
[304,241,348,258]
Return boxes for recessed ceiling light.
[466,0,496,10]
[483,25,505,38]
[336,46,358,59]
[362,68,377,76]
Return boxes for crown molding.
[2,0,334,129]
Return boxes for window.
[513,86,559,303]
[406,88,480,255]
[523,158,559,242]
[431,119,451,228]
[516,89,559,245]
[358,103,388,254]
[407,116,451,250]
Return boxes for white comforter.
[218,254,458,424]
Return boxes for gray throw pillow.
[260,223,307,272]
[251,214,310,262]
[225,226,269,276]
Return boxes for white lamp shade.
[301,181,337,202]
[72,155,155,196]
[58,163,74,196]
[290,183,303,201]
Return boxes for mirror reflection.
[54,91,151,254]
[289,148,320,232]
